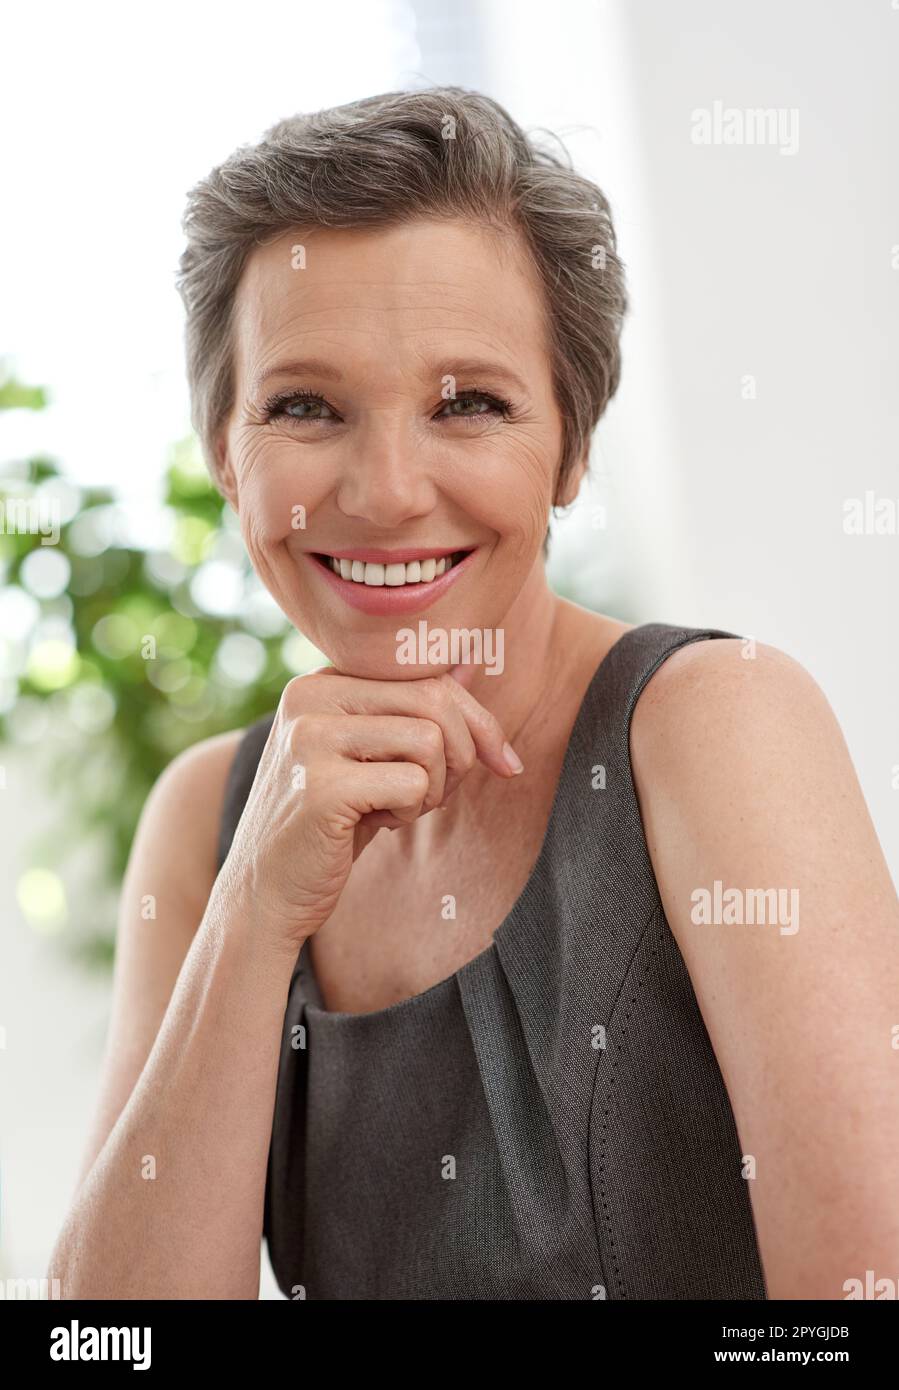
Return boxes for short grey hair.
[177,85,627,502]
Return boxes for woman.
[50,87,899,1300]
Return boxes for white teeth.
[325,552,468,585]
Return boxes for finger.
[361,810,407,832]
[327,715,447,812]
[330,760,431,824]
[302,671,521,780]
[352,809,405,861]
[296,672,479,793]
[435,673,523,778]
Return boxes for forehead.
[232,218,551,390]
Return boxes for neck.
[452,554,567,746]
[387,562,619,861]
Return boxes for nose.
[335,412,438,528]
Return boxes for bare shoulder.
[630,635,839,791]
[139,728,247,909]
[627,634,864,919]
[632,634,825,728]
[155,724,246,802]
[626,628,897,981]
[117,726,248,975]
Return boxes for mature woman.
[51,87,899,1301]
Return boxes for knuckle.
[405,763,431,801]
[281,667,333,712]
[279,688,309,729]
[287,710,330,756]
[458,743,477,774]
[417,719,444,756]
[289,709,317,738]
[280,673,309,711]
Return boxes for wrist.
[204,873,313,974]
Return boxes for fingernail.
[502,742,524,775]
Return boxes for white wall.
[474,0,898,884]
[618,0,899,885]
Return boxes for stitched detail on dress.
[586,906,664,1295]
[588,909,665,1300]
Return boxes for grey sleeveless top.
[216,622,768,1300]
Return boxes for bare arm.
[49,669,517,1299]
[631,639,899,1299]
[49,731,297,1300]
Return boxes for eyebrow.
[251,358,345,394]
[250,355,531,397]
[435,358,530,396]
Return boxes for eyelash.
[261,387,516,425]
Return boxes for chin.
[310,618,501,683]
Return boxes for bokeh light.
[27,637,79,691]
[214,632,267,687]
[0,584,41,640]
[65,681,117,734]
[20,547,71,599]
[17,867,68,934]
[91,612,141,660]
[282,630,326,674]
[67,505,123,557]
[190,559,243,617]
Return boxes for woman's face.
[219,217,575,677]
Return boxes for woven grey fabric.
[216,622,768,1300]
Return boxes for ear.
[213,428,240,515]
[553,449,589,508]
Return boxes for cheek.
[452,431,555,553]
[231,434,332,552]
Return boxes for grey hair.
[176,85,627,504]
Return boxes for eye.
[435,390,513,422]
[263,390,339,423]
[261,386,514,426]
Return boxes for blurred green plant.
[0,374,322,970]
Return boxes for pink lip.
[307,548,477,615]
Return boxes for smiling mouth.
[313,549,474,587]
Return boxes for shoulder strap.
[492,620,744,1003]
[562,619,743,926]
[590,621,741,741]
[216,711,277,874]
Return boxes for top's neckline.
[299,621,642,1025]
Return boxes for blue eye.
[265,391,336,422]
